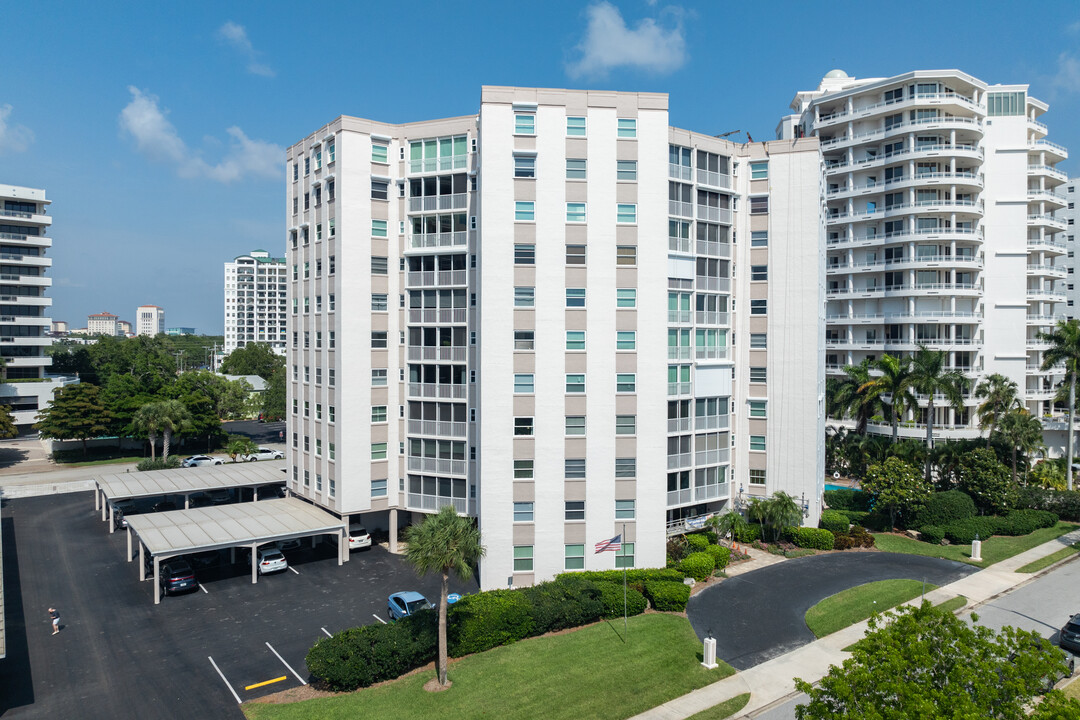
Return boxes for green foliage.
[819,510,850,535]
[919,525,945,545]
[958,448,1016,515]
[823,487,872,512]
[678,552,715,582]
[0,405,17,438]
[520,576,604,636]
[643,581,691,612]
[558,569,683,596]
[136,456,181,471]
[703,544,731,570]
[832,527,877,550]
[261,366,286,420]
[448,589,534,656]
[837,510,870,527]
[593,581,647,619]
[219,342,285,381]
[666,535,691,564]
[943,516,1001,545]
[227,435,258,462]
[1031,460,1068,491]
[794,601,1072,720]
[732,523,762,543]
[913,490,977,528]
[35,383,113,455]
[995,509,1058,536]
[685,533,710,553]
[707,510,749,542]
[862,457,932,528]
[860,509,894,532]
[1014,486,1080,522]
[785,527,835,551]
[306,610,437,691]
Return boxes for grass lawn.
[59,456,143,467]
[934,595,968,614]
[872,522,1079,568]
[685,693,751,720]
[242,613,733,720]
[1017,542,1080,573]
[1065,676,1080,701]
[806,579,938,638]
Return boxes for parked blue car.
[387,591,432,620]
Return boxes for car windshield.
[406,598,431,614]
[1066,620,1080,634]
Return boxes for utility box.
[702,636,718,669]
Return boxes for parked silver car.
[182,455,224,467]
[243,448,284,462]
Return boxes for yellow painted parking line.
[245,676,287,691]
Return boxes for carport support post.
[184,493,190,510]
[338,528,345,565]
[109,501,115,534]
[139,542,145,581]
[251,543,258,584]
[153,557,160,605]
[100,491,107,522]
[126,526,132,561]
[389,509,398,553]
[94,486,100,512]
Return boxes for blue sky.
[3,0,1080,334]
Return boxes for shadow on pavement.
[0,447,30,470]
[0,505,35,713]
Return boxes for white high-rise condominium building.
[780,70,1069,442]
[1064,179,1079,321]
[136,305,165,336]
[0,184,74,430]
[224,250,287,355]
[286,86,824,589]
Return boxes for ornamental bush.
[1014,487,1080,522]
[919,525,945,545]
[594,581,647,618]
[704,544,732,571]
[644,580,691,611]
[849,526,876,548]
[785,526,835,551]
[733,523,762,543]
[521,575,605,636]
[820,509,850,535]
[913,490,977,529]
[995,509,1058,537]
[306,609,436,691]
[136,456,181,472]
[839,510,870,528]
[678,552,715,582]
[943,516,1000,545]
[558,568,683,590]
[685,533,711,553]
[447,589,534,656]
[824,488,872,512]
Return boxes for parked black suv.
[1060,614,1080,655]
[159,558,197,596]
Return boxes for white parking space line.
[266,642,307,685]
[321,627,332,638]
[208,656,242,704]
[373,614,387,625]
[198,583,208,594]
[289,567,300,575]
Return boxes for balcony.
[695,414,730,431]
[829,255,983,273]
[668,309,691,324]
[826,310,981,324]
[1027,190,1067,208]
[824,144,984,175]
[1028,140,1068,161]
[826,283,981,299]
[669,200,694,218]
[696,240,732,259]
[820,115,982,150]
[407,346,467,362]
[694,447,730,466]
[669,163,693,182]
[668,381,692,396]
[667,417,691,433]
[668,346,692,361]
[407,383,467,400]
[1026,288,1067,302]
[0,232,51,248]
[827,226,982,248]
[814,92,979,128]
[826,172,983,198]
[669,236,691,254]
[1026,264,1067,279]
[697,206,733,224]
[406,269,468,287]
[408,308,468,324]
[695,310,729,326]
[1026,314,1063,326]
[694,346,729,360]
[409,154,469,174]
[407,193,468,212]
[1027,237,1067,253]
[409,231,468,249]
[407,494,471,515]
[667,483,731,508]
[667,452,692,470]
[1028,165,1068,182]
[407,456,467,476]
[696,169,732,189]
[0,336,52,347]
[696,276,732,293]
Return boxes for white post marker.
[971,538,982,562]
[702,636,718,669]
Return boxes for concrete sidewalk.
[632,528,1080,720]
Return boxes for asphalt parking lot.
[0,491,477,720]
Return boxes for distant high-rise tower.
[224,250,287,355]
[136,305,165,336]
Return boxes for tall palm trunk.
[163,429,173,461]
[1011,445,1018,486]
[1069,372,1076,492]
[438,571,449,685]
[925,397,935,484]
[891,399,899,444]
[148,431,157,460]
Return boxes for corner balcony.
[829,254,983,273]
[1026,288,1067,303]
[0,208,51,226]
[1028,140,1068,162]
[1028,165,1068,183]
[824,144,984,175]
[0,274,50,287]
[0,316,50,327]
[1027,237,1067,254]
[0,336,52,347]
[820,115,983,151]
[1026,314,1064,326]
[826,283,981,300]
[1026,215,1066,232]
[1027,190,1067,210]
[827,226,982,249]
[814,92,979,129]
[826,310,981,325]
[826,337,980,351]
[826,199,983,226]
[666,482,731,509]
[827,172,984,199]
[1026,264,1067,279]
[0,232,52,248]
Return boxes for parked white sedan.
[243,448,284,462]
[257,547,288,575]
[181,455,224,467]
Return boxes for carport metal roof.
[95,462,286,502]
[125,497,344,557]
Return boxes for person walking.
[49,607,60,635]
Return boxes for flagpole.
[622,522,628,640]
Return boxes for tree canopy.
[35,383,113,455]
[219,343,285,382]
[861,457,930,529]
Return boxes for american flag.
[595,534,621,554]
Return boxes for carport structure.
[93,462,288,533]
[125,498,347,604]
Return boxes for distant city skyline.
[3,0,1080,332]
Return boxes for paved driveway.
[0,492,477,719]
[687,552,978,670]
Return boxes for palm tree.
[403,505,485,687]
[132,403,162,460]
[861,354,915,444]
[995,408,1045,485]
[707,509,748,544]
[974,373,1020,448]
[831,360,882,434]
[156,399,192,461]
[1040,318,1080,491]
[908,345,970,484]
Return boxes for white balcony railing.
[407,456,467,476]
[408,382,467,400]
[407,193,468,212]
[409,231,468,249]
[407,346,467,362]
[408,308,468,324]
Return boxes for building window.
[751,299,767,315]
[513,546,534,572]
[750,161,768,180]
[371,443,388,460]
[749,400,767,418]
[615,458,636,478]
[329,442,335,460]
[749,469,766,485]
[616,374,636,393]
[329,406,335,422]
[616,204,637,224]
[615,500,635,519]
[372,369,387,386]
[615,542,635,569]
[514,502,535,522]
[371,179,389,200]
[514,330,535,350]
[372,294,388,311]
[515,201,535,221]
[566,203,587,223]
[616,415,636,435]
[514,155,536,178]
[372,406,387,423]
[566,374,586,393]
[372,219,388,237]
[514,286,535,307]
[617,289,637,308]
[616,246,637,265]
[371,479,387,497]
[514,374,534,393]
[371,331,388,348]
[566,244,587,264]
[987,91,1025,116]
[751,265,768,281]
[315,440,322,457]
[565,416,586,436]
[565,501,585,521]
[566,458,586,479]
[514,460,534,479]
[566,331,586,350]
[750,333,767,349]
[566,288,586,308]
[371,143,388,163]
[514,417,535,436]
[515,114,536,135]
[750,196,769,214]
[749,366,767,383]
[566,158,587,180]
[750,435,766,452]
[514,244,536,265]
[616,331,636,350]
[329,294,335,311]
[565,544,585,570]
[617,118,637,138]
[617,160,637,181]
[567,116,586,136]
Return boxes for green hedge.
[824,488,872,512]
[558,568,684,591]
[520,576,605,635]
[678,552,715,582]
[306,610,437,691]
[1014,487,1080,522]
[833,527,877,550]
[448,589,535,656]
[819,509,850,535]
[685,533,710,552]
[784,526,835,550]
[644,580,691,611]
[919,525,945,545]
[838,510,870,527]
[943,516,1001,545]
[594,581,647,618]
[704,544,731,571]
[914,490,976,528]
[136,456,181,472]
[732,523,762,543]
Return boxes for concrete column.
[389,509,398,554]
[251,544,258,584]
[109,503,115,534]
[100,492,107,522]
[184,494,190,510]
[139,542,145,581]
[153,557,160,605]
[95,487,100,512]
[338,529,345,566]
[126,526,132,561]
[230,546,236,564]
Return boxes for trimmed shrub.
[306,609,436,691]
[824,488,872,512]
[704,544,732,571]
[732,523,762,543]
[703,530,718,545]
[839,510,870,527]
[666,536,690,563]
[861,509,893,532]
[447,589,534,656]
[849,527,876,548]
[685,533,710,553]
[919,525,945,545]
[943,516,1000,545]
[785,526,835,551]
[914,490,977,528]
[521,576,604,635]
[1014,487,1080,522]
[995,509,1059,537]
[678,552,715,582]
[136,456,181,472]
[559,568,683,588]
[819,509,850,535]
[644,580,691,612]
[594,581,647,618]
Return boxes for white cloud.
[217,21,275,77]
[1052,51,1080,94]
[567,2,686,79]
[0,104,34,154]
[119,87,282,183]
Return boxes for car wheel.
[214,461,222,465]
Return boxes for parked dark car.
[159,558,197,595]
[112,500,137,529]
[257,484,286,500]
[1060,614,1080,655]
[153,499,177,512]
